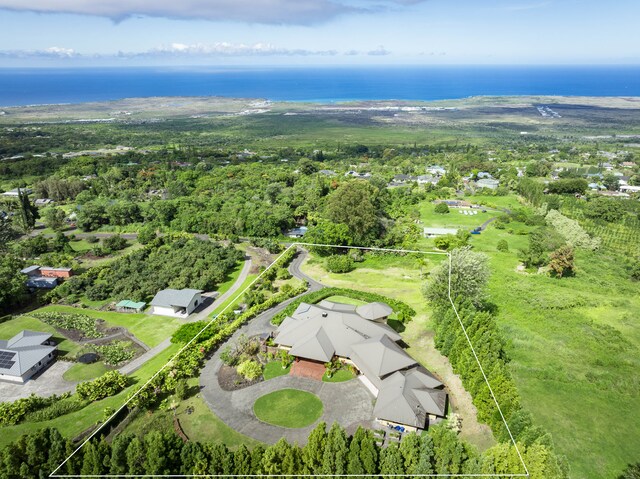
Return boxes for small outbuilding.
[150,288,203,318]
[115,300,147,313]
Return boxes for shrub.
[236,360,263,380]
[103,234,128,252]
[171,321,219,344]
[76,371,129,401]
[175,379,189,400]
[0,394,69,426]
[497,240,509,252]
[23,396,87,422]
[325,255,354,274]
[94,341,135,366]
[85,282,112,301]
[220,345,239,366]
[85,235,99,244]
[434,203,450,214]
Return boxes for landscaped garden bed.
[253,389,323,428]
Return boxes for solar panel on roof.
[0,351,16,369]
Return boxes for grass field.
[253,389,323,428]
[62,361,110,382]
[484,239,640,479]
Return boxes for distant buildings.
[20,266,73,289]
[2,188,32,197]
[475,178,500,190]
[0,331,57,383]
[424,227,458,238]
[284,226,308,238]
[150,288,203,318]
[345,171,372,179]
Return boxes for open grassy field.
[62,361,110,382]
[484,239,640,479]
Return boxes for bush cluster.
[325,254,354,273]
[94,341,135,366]
[0,393,70,426]
[76,371,130,401]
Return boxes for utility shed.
[115,300,147,313]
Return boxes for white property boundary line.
[49,242,529,478]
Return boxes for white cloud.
[367,45,391,56]
[0,46,78,58]
[0,0,427,24]
[142,42,338,56]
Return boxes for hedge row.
[76,370,130,402]
[270,287,416,326]
[0,393,71,426]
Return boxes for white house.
[620,185,640,193]
[150,288,203,318]
[424,227,458,238]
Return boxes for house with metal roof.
[115,300,147,313]
[274,300,447,430]
[150,288,203,318]
[0,330,57,383]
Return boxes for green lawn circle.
[253,388,323,428]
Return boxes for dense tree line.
[0,420,567,478]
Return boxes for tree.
[602,173,620,191]
[584,197,625,222]
[304,220,353,255]
[302,422,327,473]
[0,215,17,251]
[76,201,108,231]
[325,254,355,273]
[548,245,575,278]
[434,203,450,214]
[0,254,27,311]
[423,246,489,307]
[321,423,349,475]
[43,207,66,232]
[17,188,39,232]
[103,234,128,252]
[298,158,318,175]
[497,239,509,252]
[325,181,381,245]
[380,443,404,477]
[137,225,157,245]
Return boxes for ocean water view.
[1,65,639,107]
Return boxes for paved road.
[118,257,252,376]
[289,248,324,292]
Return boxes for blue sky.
[0,0,638,66]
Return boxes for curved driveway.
[199,248,377,444]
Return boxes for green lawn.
[62,361,110,382]
[263,361,291,380]
[40,305,182,348]
[253,389,323,428]
[322,368,356,383]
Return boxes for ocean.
[0,65,639,107]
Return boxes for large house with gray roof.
[274,300,448,430]
[150,288,203,318]
[0,330,57,383]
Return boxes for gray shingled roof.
[349,335,417,386]
[0,330,55,377]
[374,368,446,427]
[356,302,393,321]
[275,301,401,360]
[150,288,202,308]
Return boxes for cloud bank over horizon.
[0,0,425,24]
